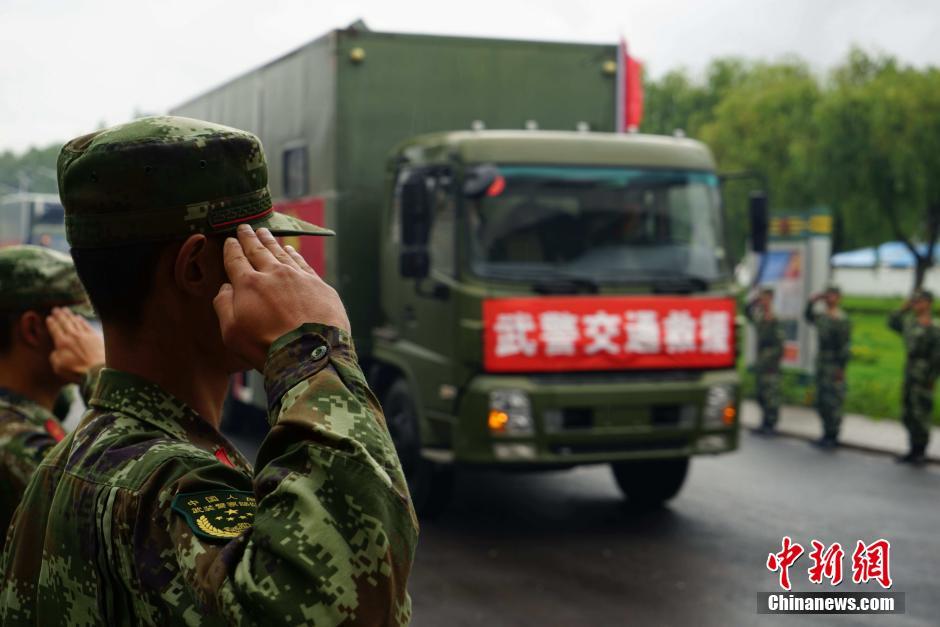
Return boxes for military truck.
[172,24,764,514]
[0,193,68,252]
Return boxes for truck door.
[394,166,459,414]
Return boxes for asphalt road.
[407,433,940,627]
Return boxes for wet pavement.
[740,400,940,463]
[407,432,939,626]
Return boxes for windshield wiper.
[650,274,710,294]
[532,276,600,295]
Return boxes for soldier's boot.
[897,444,926,465]
[812,436,838,450]
[758,410,777,435]
[812,409,838,449]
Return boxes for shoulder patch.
[171,490,256,541]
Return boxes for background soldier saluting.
[888,289,940,465]
[804,285,851,449]
[746,286,786,434]
[0,246,104,546]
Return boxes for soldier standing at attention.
[804,285,852,449]
[0,117,418,625]
[0,246,104,546]
[746,287,786,434]
[888,289,940,466]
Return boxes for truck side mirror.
[748,191,768,253]
[463,164,501,199]
[399,170,431,279]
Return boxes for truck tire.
[610,457,689,507]
[383,379,454,518]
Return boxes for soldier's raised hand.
[214,225,350,371]
[46,307,105,383]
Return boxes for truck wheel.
[384,379,454,518]
[610,457,689,507]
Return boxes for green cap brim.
[249,211,334,237]
[67,302,97,319]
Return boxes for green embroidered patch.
[171,490,256,541]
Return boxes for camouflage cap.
[914,288,934,302]
[58,116,333,248]
[824,283,841,295]
[0,245,92,315]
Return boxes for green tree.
[0,144,60,194]
[816,49,940,289]
[696,60,821,260]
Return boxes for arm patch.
[171,490,256,541]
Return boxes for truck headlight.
[488,390,533,435]
[703,384,736,427]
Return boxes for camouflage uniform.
[0,389,62,547]
[746,301,786,428]
[804,302,851,440]
[0,117,417,625]
[0,245,93,547]
[888,308,940,456]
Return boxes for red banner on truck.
[483,296,736,372]
[273,197,326,275]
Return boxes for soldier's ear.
[173,234,210,296]
[16,310,48,349]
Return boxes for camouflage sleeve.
[0,417,59,544]
[840,318,852,367]
[0,419,58,488]
[773,324,787,360]
[887,310,907,334]
[139,324,417,625]
[744,301,757,324]
[803,301,817,325]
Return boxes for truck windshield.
[466,165,728,284]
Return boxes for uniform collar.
[0,386,57,427]
[88,368,251,471]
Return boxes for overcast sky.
[1,0,939,153]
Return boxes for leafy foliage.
[643,48,940,285]
[0,144,60,194]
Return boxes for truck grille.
[544,404,696,432]
[529,371,701,386]
[549,439,690,455]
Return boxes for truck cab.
[372,130,740,513]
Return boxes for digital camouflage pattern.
[0,246,95,545]
[804,302,852,439]
[57,116,333,248]
[0,388,63,551]
[746,301,785,427]
[888,310,940,450]
[0,324,418,625]
[0,245,90,314]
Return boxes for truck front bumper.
[445,369,740,466]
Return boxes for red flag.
[616,38,644,132]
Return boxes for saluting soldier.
[0,246,103,546]
[0,117,418,625]
[888,289,940,465]
[804,285,852,449]
[746,286,786,434]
